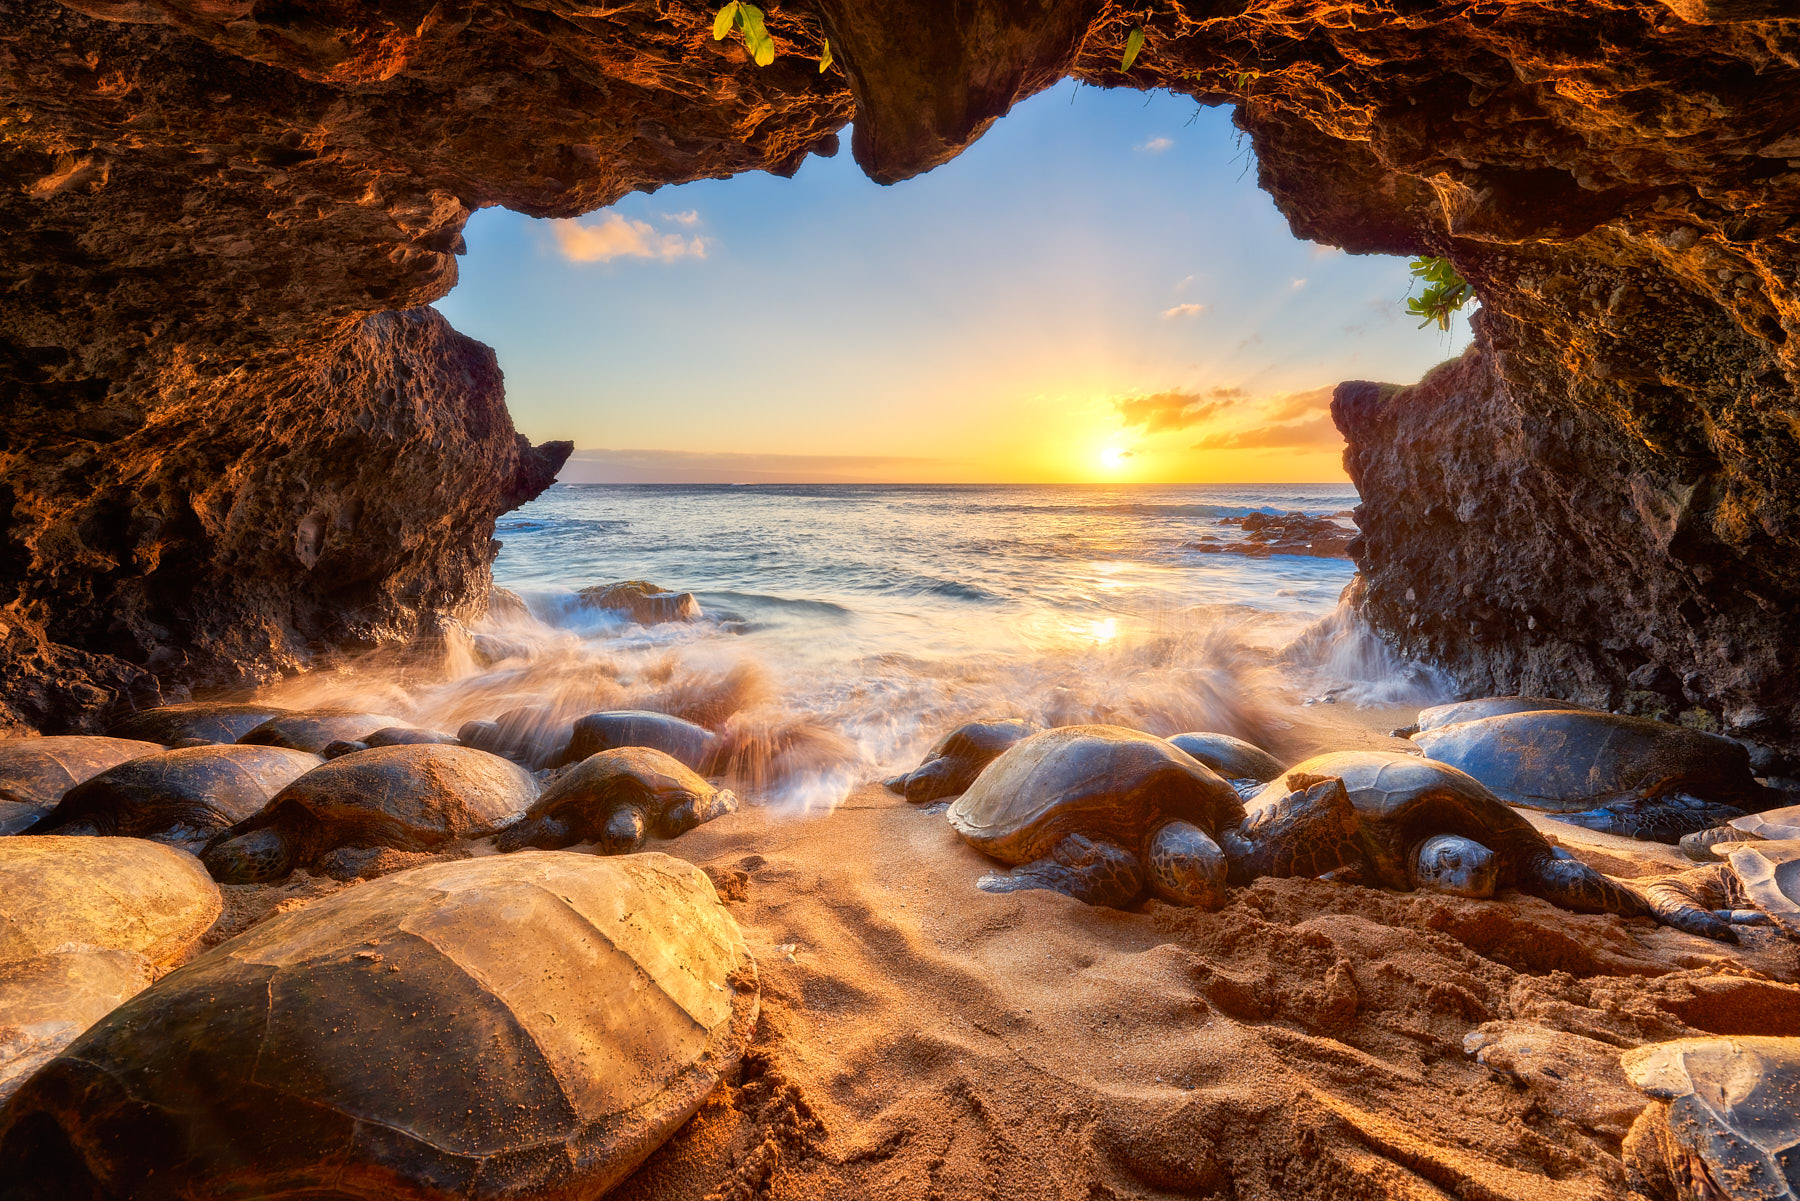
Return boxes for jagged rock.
[578,580,703,625]
[1187,512,1356,559]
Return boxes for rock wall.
[3,0,1798,749]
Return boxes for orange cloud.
[1191,412,1340,450]
[551,213,706,263]
[1115,386,1244,433]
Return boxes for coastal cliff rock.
[3,0,1798,749]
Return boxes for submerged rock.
[579,580,703,625]
[1186,512,1355,560]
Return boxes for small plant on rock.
[713,2,776,66]
[1405,256,1474,330]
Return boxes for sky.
[434,81,1471,485]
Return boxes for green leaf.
[739,3,775,65]
[1121,27,1144,72]
[712,2,738,41]
[819,36,832,73]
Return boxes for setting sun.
[1098,445,1131,472]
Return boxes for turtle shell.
[238,709,408,754]
[886,718,1040,803]
[29,745,323,851]
[1412,696,1592,734]
[1166,732,1285,783]
[0,836,220,966]
[1724,839,1800,939]
[0,737,166,836]
[0,852,758,1201]
[1248,751,1543,889]
[558,710,720,771]
[0,947,154,1106]
[109,702,292,746]
[498,747,736,853]
[947,725,1244,865]
[204,745,537,880]
[1413,710,1761,812]
[456,705,572,768]
[1622,1036,1800,1201]
[1732,804,1800,842]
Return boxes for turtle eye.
[1443,851,1461,869]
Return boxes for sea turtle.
[0,852,759,1201]
[1167,731,1285,797]
[0,737,165,835]
[1621,1035,1800,1201]
[885,718,1040,803]
[238,708,408,754]
[323,725,461,759]
[109,701,291,746]
[579,579,702,624]
[0,947,154,1105]
[25,745,322,852]
[0,836,221,965]
[945,725,1246,909]
[1394,695,1593,738]
[1230,752,1651,917]
[557,710,721,772]
[1412,710,1775,842]
[1641,839,1800,943]
[456,704,572,768]
[496,747,737,853]
[1678,803,1800,861]
[200,744,537,883]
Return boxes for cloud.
[1137,136,1174,153]
[1257,385,1335,424]
[550,213,707,263]
[662,210,701,225]
[1173,274,1195,291]
[1290,277,1307,290]
[1162,303,1206,319]
[1191,411,1341,451]
[1115,386,1245,434]
[1309,243,1344,259]
[558,448,945,484]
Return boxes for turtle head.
[202,826,294,883]
[1411,834,1497,899]
[599,805,648,855]
[1146,820,1229,910]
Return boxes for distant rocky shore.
[1186,511,1357,560]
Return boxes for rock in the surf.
[947,725,1245,909]
[109,701,292,746]
[0,836,220,965]
[0,853,759,1201]
[0,737,164,835]
[200,745,537,883]
[885,718,1040,803]
[1621,1036,1800,1201]
[578,578,702,624]
[496,747,736,853]
[237,709,409,754]
[558,710,720,771]
[26,745,322,852]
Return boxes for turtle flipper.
[976,834,1145,908]
[1641,866,1740,943]
[1220,776,1363,885]
[1553,794,1748,844]
[494,813,578,852]
[1677,824,1759,861]
[1517,848,1653,918]
[1145,820,1227,909]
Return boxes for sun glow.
[1098,445,1131,473]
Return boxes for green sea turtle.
[238,709,408,754]
[1621,1036,1800,1201]
[885,719,1040,803]
[1167,731,1285,795]
[1394,695,1593,738]
[0,852,758,1201]
[496,747,737,853]
[1641,839,1800,943]
[556,710,721,772]
[0,737,165,835]
[109,702,291,746]
[0,947,154,1105]
[1230,752,1651,917]
[1678,803,1800,862]
[323,726,461,759]
[25,745,323,852]
[0,836,221,966]
[1412,710,1774,842]
[456,704,571,768]
[200,745,537,883]
[945,725,1246,909]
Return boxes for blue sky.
[435,81,1470,483]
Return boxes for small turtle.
[1167,731,1285,798]
[238,708,408,754]
[109,701,291,746]
[885,719,1040,803]
[1394,695,1592,738]
[557,710,721,772]
[0,736,165,835]
[200,744,538,883]
[456,704,571,768]
[1641,839,1800,943]
[1231,752,1651,917]
[496,747,737,853]
[26,745,322,852]
[323,725,461,759]
[1412,710,1774,842]
[0,836,221,966]
[1621,1035,1800,1201]
[0,852,758,1201]
[945,725,1245,909]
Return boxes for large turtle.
[200,745,537,883]
[496,747,737,853]
[0,948,153,1105]
[885,718,1040,803]
[556,710,721,771]
[109,702,291,746]
[1167,731,1285,797]
[1230,752,1651,917]
[25,745,323,852]
[1678,803,1800,861]
[237,708,408,754]
[323,725,461,759]
[1641,839,1800,943]
[1621,1036,1800,1201]
[1412,710,1775,842]
[0,852,759,1201]
[456,704,572,768]
[0,737,165,835]
[0,836,220,966]
[945,725,1246,909]
[1394,695,1592,738]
